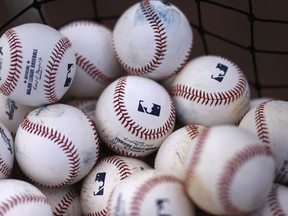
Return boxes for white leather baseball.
[239,99,288,185]
[107,169,195,216]
[0,122,14,179]
[0,179,53,216]
[251,183,288,215]
[184,125,276,215]
[59,20,124,98]
[113,0,193,80]
[39,185,82,216]
[95,75,176,157]
[0,93,33,136]
[15,103,100,188]
[81,155,151,216]
[154,124,206,180]
[0,23,76,106]
[171,55,250,126]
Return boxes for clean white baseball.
[81,155,151,216]
[239,99,288,185]
[0,93,33,136]
[251,183,288,215]
[95,75,176,157]
[39,185,82,216]
[0,179,53,216]
[170,55,250,126]
[0,122,14,179]
[59,20,124,98]
[0,23,76,106]
[113,0,193,80]
[184,125,276,215]
[15,103,100,188]
[154,124,206,180]
[107,169,195,216]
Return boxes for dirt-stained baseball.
[171,55,250,126]
[0,23,76,106]
[113,0,193,80]
[15,103,99,188]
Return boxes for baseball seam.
[267,184,285,215]
[44,37,72,103]
[53,190,78,216]
[218,144,273,214]
[113,76,175,140]
[103,156,132,180]
[130,175,181,215]
[76,53,115,86]
[0,193,50,216]
[184,124,201,140]
[0,157,12,177]
[170,69,247,106]
[20,117,81,188]
[0,29,23,96]
[115,0,167,75]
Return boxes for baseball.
[251,183,288,215]
[0,122,14,179]
[15,103,100,188]
[0,93,33,136]
[239,99,288,185]
[38,185,82,216]
[80,155,151,216]
[154,124,206,180]
[113,0,193,80]
[0,23,76,106]
[59,20,124,98]
[184,125,276,215]
[107,169,195,216]
[0,179,53,216]
[95,75,176,157]
[170,55,250,126]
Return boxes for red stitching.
[0,193,50,215]
[115,0,167,75]
[0,157,12,177]
[85,209,107,216]
[113,76,175,140]
[171,69,247,106]
[184,124,202,140]
[20,117,80,188]
[76,53,114,86]
[53,190,78,216]
[0,29,23,96]
[44,37,72,103]
[103,156,132,180]
[130,175,181,215]
[254,100,275,144]
[267,184,285,216]
[218,145,273,215]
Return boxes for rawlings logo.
[0,126,12,154]
[5,98,18,120]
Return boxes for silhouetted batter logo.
[138,100,161,117]
[64,63,74,87]
[156,198,170,216]
[93,172,106,196]
[211,63,228,82]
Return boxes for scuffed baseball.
[95,75,176,157]
[107,169,195,216]
[154,124,206,180]
[184,125,275,215]
[81,155,151,216]
[59,20,124,98]
[0,122,14,179]
[0,23,76,106]
[15,103,99,188]
[171,55,250,126]
[239,99,288,185]
[113,0,193,80]
[0,179,53,216]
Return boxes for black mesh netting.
[1,0,288,100]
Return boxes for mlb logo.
[93,172,106,196]
[211,63,228,82]
[137,100,161,117]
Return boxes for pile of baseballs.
[0,0,286,215]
